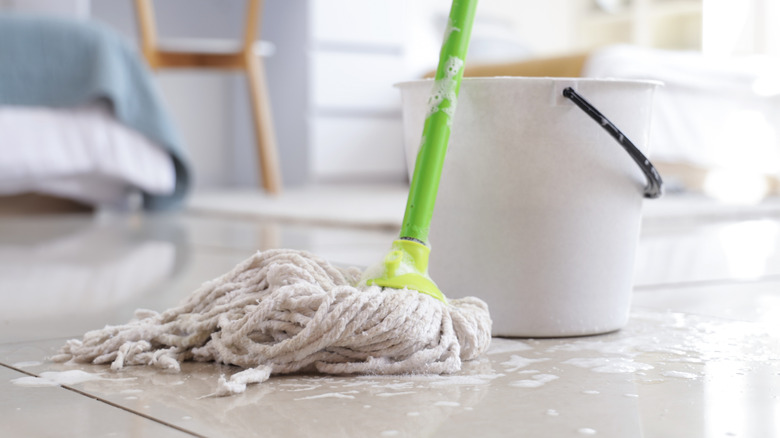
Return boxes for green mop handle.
[400,0,477,245]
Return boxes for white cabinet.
[308,52,406,112]
[306,0,408,183]
[310,117,405,179]
[264,0,409,186]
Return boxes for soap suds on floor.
[510,374,560,388]
[11,370,107,387]
[372,381,415,390]
[295,391,358,401]
[500,355,549,372]
[487,340,534,355]
[11,376,59,387]
[563,357,653,373]
[434,401,460,407]
[578,427,597,435]
[376,391,416,397]
[348,373,502,388]
[328,379,381,389]
[279,384,321,392]
[670,357,704,364]
[120,388,143,394]
[12,361,42,368]
[661,371,699,379]
[429,374,502,386]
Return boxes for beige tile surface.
[2,208,780,437]
[1,365,193,437]
[2,309,778,438]
[186,185,407,230]
[1,250,248,344]
[0,213,395,343]
[634,279,780,323]
[635,218,780,287]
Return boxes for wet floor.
[2,196,780,437]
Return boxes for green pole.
[400,0,477,244]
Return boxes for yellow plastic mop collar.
[364,239,446,303]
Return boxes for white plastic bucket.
[397,77,661,337]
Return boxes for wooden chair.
[133,0,282,194]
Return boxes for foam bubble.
[501,355,549,372]
[434,401,460,407]
[12,361,42,368]
[11,370,105,387]
[510,374,560,388]
[564,357,653,373]
[661,371,699,379]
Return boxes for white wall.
[0,0,89,18]
[404,0,576,77]
[703,0,780,56]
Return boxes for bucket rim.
[394,76,664,88]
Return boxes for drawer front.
[310,116,406,180]
[309,51,407,112]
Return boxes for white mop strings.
[53,249,492,396]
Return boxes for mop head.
[53,249,492,396]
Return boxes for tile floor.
[2,192,780,437]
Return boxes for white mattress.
[0,102,176,208]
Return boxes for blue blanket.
[0,14,190,210]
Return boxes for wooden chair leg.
[245,53,282,194]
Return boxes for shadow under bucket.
[397,77,663,337]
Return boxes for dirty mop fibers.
[54,249,492,396]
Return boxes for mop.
[54,0,491,396]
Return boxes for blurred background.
[1,0,779,214]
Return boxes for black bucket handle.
[563,87,664,199]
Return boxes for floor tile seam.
[634,275,780,292]
[641,209,780,225]
[183,208,402,232]
[0,336,73,349]
[629,304,767,325]
[0,362,206,438]
[190,241,389,255]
